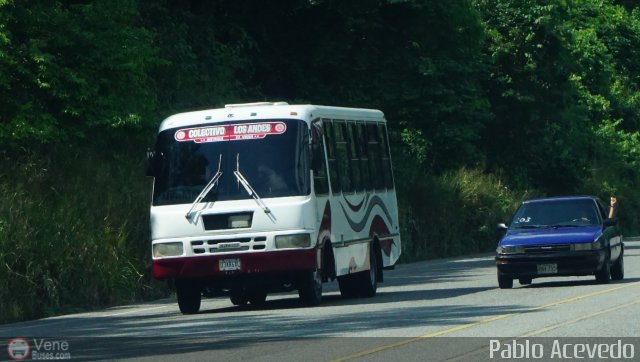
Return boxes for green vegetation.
[1,0,639,323]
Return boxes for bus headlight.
[275,234,311,249]
[153,242,184,257]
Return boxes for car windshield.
[510,199,601,229]
[152,119,310,206]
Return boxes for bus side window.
[379,124,394,189]
[335,121,353,193]
[366,123,384,190]
[324,120,340,195]
[357,123,372,191]
[348,122,363,192]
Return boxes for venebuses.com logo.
[6,338,72,360]
[7,338,30,360]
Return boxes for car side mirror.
[497,223,508,231]
[603,218,618,227]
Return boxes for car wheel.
[298,269,322,306]
[611,250,624,281]
[176,279,201,314]
[519,278,532,285]
[595,254,611,284]
[498,273,513,289]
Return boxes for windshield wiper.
[233,154,272,215]
[550,223,583,228]
[185,154,223,219]
[512,225,551,229]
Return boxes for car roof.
[523,196,599,204]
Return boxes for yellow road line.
[521,299,640,337]
[328,280,640,362]
[444,297,640,362]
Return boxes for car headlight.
[153,242,184,257]
[496,245,525,254]
[275,234,311,249]
[571,240,603,251]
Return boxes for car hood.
[499,226,601,246]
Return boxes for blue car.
[495,196,624,288]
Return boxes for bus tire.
[229,289,248,306]
[248,290,268,306]
[337,274,357,298]
[298,269,322,306]
[176,279,201,314]
[358,244,378,298]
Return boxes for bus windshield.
[152,119,310,206]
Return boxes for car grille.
[524,244,570,254]
[190,236,267,254]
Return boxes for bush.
[397,166,533,262]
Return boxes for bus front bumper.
[153,249,318,279]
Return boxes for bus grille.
[191,236,266,254]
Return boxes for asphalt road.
[2,239,640,361]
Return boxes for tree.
[0,0,159,146]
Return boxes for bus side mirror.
[310,142,323,172]
[145,148,160,177]
[497,223,508,231]
[309,123,324,172]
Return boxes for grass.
[0,144,168,323]
[397,167,534,262]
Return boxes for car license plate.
[219,258,241,271]
[537,263,557,274]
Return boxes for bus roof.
[158,103,385,132]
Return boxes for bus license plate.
[219,258,241,271]
[537,263,557,274]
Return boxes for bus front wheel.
[298,269,322,306]
[176,279,201,314]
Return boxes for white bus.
[146,102,401,314]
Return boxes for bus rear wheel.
[176,279,201,314]
[337,274,358,298]
[358,245,379,298]
[338,245,380,298]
